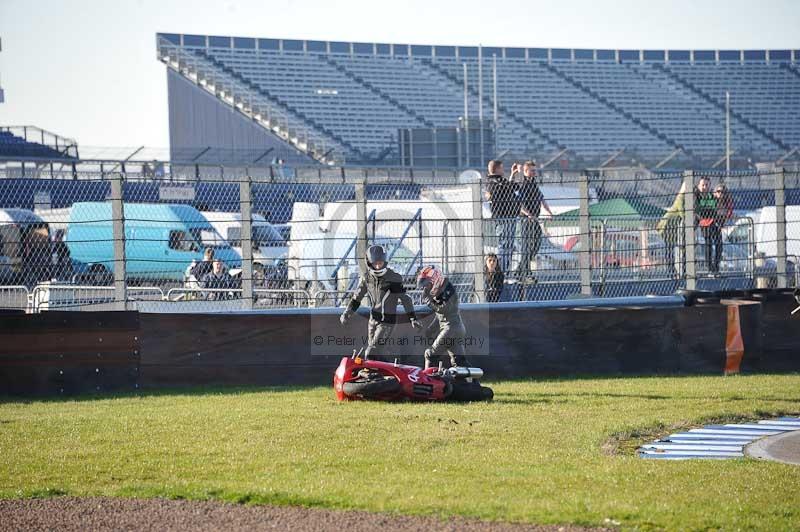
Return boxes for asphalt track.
[746,429,800,465]
[0,498,609,532]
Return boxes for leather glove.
[410,317,422,329]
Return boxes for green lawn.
[2,375,800,530]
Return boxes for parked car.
[66,202,241,285]
[563,230,666,270]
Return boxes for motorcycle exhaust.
[446,367,484,379]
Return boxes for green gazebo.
[550,198,666,229]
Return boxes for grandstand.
[0,126,79,160]
[157,33,800,170]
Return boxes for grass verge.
[1,375,800,530]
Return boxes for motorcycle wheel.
[450,380,494,402]
[342,376,401,398]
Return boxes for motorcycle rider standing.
[416,265,469,369]
[340,245,421,360]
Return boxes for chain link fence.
[0,161,797,312]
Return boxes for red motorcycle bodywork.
[334,356,450,401]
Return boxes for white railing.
[0,285,32,312]
[31,285,165,312]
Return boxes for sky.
[0,0,798,149]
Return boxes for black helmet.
[366,245,388,277]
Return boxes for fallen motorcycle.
[334,351,493,402]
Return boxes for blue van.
[66,202,241,283]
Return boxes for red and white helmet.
[416,265,446,296]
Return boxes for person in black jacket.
[484,160,519,275]
[191,247,215,279]
[340,245,421,360]
[516,161,553,281]
[201,259,236,300]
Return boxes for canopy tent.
[549,198,665,229]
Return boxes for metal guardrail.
[31,285,165,312]
[166,286,313,307]
[1,283,316,313]
[0,285,31,311]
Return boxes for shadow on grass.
[3,373,800,406]
[0,384,327,405]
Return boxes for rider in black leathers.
[417,265,469,369]
[340,245,421,359]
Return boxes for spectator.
[201,259,235,300]
[191,247,215,279]
[516,160,553,282]
[484,253,504,303]
[657,182,686,276]
[695,177,721,275]
[714,184,734,226]
[484,160,519,274]
[51,229,73,282]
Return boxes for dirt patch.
[0,497,607,532]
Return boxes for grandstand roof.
[158,33,798,64]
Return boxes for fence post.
[579,172,591,297]
[682,170,696,291]
[110,172,127,311]
[775,167,787,289]
[355,181,367,277]
[471,181,485,302]
[240,173,254,308]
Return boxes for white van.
[727,206,800,261]
[202,211,288,272]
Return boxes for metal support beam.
[599,148,625,169]
[579,172,591,296]
[712,150,737,169]
[654,148,683,170]
[540,148,568,169]
[775,167,788,288]
[776,147,799,166]
[471,181,486,302]
[355,182,368,277]
[682,170,696,290]
[239,173,254,308]
[110,172,127,311]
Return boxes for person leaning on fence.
[695,177,722,275]
[484,253,504,303]
[657,182,686,276]
[516,160,553,282]
[201,259,235,300]
[484,159,519,275]
[340,245,422,360]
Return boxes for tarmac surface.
[0,497,608,532]
[746,429,800,465]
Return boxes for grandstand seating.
[157,34,800,168]
[0,128,77,160]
